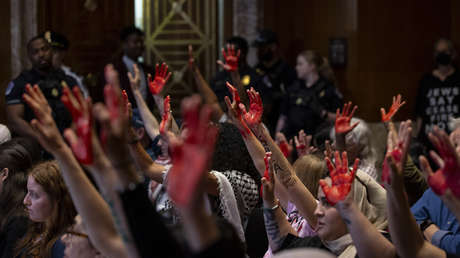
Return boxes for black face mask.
[436,52,452,66]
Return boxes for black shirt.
[5,68,77,134]
[280,77,343,138]
[416,70,460,145]
[255,60,297,133]
[210,65,264,112]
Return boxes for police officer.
[253,29,297,134]
[6,34,77,139]
[210,36,263,112]
[277,50,343,139]
[46,31,89,98]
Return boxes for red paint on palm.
[335,102,359,134]
[167,98,218,207]
[260,152,272,196]
[160,95,170,135]
[431,135,460,197]
[148,62,172,95]
[226,82,241,115]
[381,148,402,184]
[61,86,93,164]
[279,141,291,158]
[429,170,448,196]
[241,88,263,127]
[319,151,359,206]
[121,90,130,117]
[221,45,240,72]
[381,94,406,122]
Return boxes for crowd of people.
[0,25,460,258]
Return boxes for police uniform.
[280,77,343,138]
[210,65,263,111]
[5,68,77,134]
[255,59,297,133]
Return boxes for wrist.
[263,199,279,210]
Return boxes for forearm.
[337,202,396,258]
[260,126,317,225]
[133,90,160,139]
[241,129,267,175]
[128,141,165,183]
[191,67,224,121]
[275,115,287,133]
[387,186,426,258]
[263,205,296,252]
[53,147,129,258]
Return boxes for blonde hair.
[293,154,326,198]
[298,50,336,84]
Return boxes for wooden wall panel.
[37,0,134,76]
[263,0,455,122]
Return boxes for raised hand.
[224,82,251,137]
[275,132,293,158]
[159,95,171,135]
[127,63,141,91]
[319,151,359,206]
[217,44,240,72]
[381,94,406,123]
[294,130,317,157]
[261,152,276,206]
[335,102,359,135]
[239,87,263,128]
[23,84,66,151]
[96,64,129,150]
[61,85,93,164]
[148,62,172,95]
[419,127,460,197]
[381,120,412,185]
[167,95,219,208]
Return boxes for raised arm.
[260,153,297,252]
[325,151,395,258]
[128,63,161,139]
[217,44,248,106]
[188,45,225,122]
[385,123,446,258]
[23,83,130,258]
[334,101,359,152]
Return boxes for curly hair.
[211,123,260,185]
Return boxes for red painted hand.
[420,127,460,197]
[61,86,93,164]
[260,152,272,196]
[294,130,317,157]
[276,132,293,158]
[381,94,406,122]
[148,62,172,95]
[239,87,263,127]
[167,96,218,207]
[319,151,359,206]
[160,95,171,135]
[217,44,240,72]
[335,102,359,135]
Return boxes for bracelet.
[263,200,280,211]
